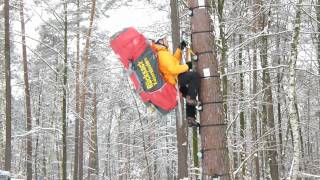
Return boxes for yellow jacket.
[152,44,189,85]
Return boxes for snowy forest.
[1,0,320,179]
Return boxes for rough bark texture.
[79,0,97,179]
[170,0,189,178]
[188,0,230,179]
[4,0,12,172]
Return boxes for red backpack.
[110,27,177,113]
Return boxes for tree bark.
[288,0,302,179]
[79,0,97,179]
[19,0,33,178]
[258,2,279,179]
[4,0,12,172]
[188,0,230,179]
[238,34,247,179]
[217,0,228,119]
[73,0,80,179]
[170,0,189,178]
[88,82,99,179]
[251,2,261,179]
[251,43,260,180]
[62,0,68,179]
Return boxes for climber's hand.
[180,40,187,50]
[186,61,192,70]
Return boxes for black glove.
[179,40,187,50]
[186,61,192,70]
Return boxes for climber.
[151,36,201,127]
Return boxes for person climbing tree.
[151,36,201,127]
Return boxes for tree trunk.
[88,82,99,179]
[170,0,189,179]
[251,2,261,179]
[188,0,230,179]
[19,0,33,178]
[34,89,42,180]
[79,0,97,179]
[62,1,68,179]
[316,0,320,169]
[258,3,279,179]
[4,0,12,172]
[288,0,302,179]
[251,43,260,180]
[217,0,228,120]
[238,34,247,179]
[275,11,284,175]
[73,0,80,179]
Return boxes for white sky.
[11,0,170,99]
[99,4,168,35]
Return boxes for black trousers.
[178,71,200,118]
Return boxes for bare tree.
[62,0,68,179]
[79,0,97,179]
[288,0,303,179]
[88,82,99,179]
[19,0,32,178]
[257,1,279,179]
[73,0,81,179]
[4,0,12,172]
[170,0,188,178]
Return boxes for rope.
[196,50,213,56]
[188,6,211,16]
[201,101,224,106]
[191,30,213,35]
[200,147,228,155]
[200,75,220,79]
[200,123,227,128]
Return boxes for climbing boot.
[186,96,199,106]
[187,117,200,127]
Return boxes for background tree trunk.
[79,0,96,179]
[88,82,99,179]
[73,0,81,179]
[4,0,12,172]
[62,0,68,179]
[288,0,302,179]
[238,34,247,179]
[258,3,279,179]
[20,0,33,179]
[170,0,189,179]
